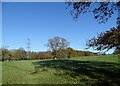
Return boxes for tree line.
[0,47,97,61]
[2,2,120,61]
[1,36,119,61]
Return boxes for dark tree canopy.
[66,2,120,23]
[66,1,120,53]
[86,27,120,53]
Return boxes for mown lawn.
[2,55,120,85]
[0,62,2,85]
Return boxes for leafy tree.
[66,2,119,24]
[66,47,77,58]
[47,36,69,59]
[86,27,120,53]
[1,48,12,61]
[66,2,120,53]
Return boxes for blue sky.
[2,2,117,53]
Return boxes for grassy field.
[0,62,2,85]
[2,55,120,85]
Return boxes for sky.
[2,2,118,53]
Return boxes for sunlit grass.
[0,62,2,85]
[70,55,119,63]
[2,55,120,85]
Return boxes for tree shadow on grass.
[32,59,120,85]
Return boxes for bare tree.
[47,36,69,59]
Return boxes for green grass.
[0,62,2,85]
[2,55,120,85]
[70,55,119,63]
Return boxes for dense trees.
[66,47,77,58]
[47,36,69,59]
[0,48,97,61]
[1,48,12,61]
[13,48,27,60]
[31,51,53,60]
[1,48,27,61]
